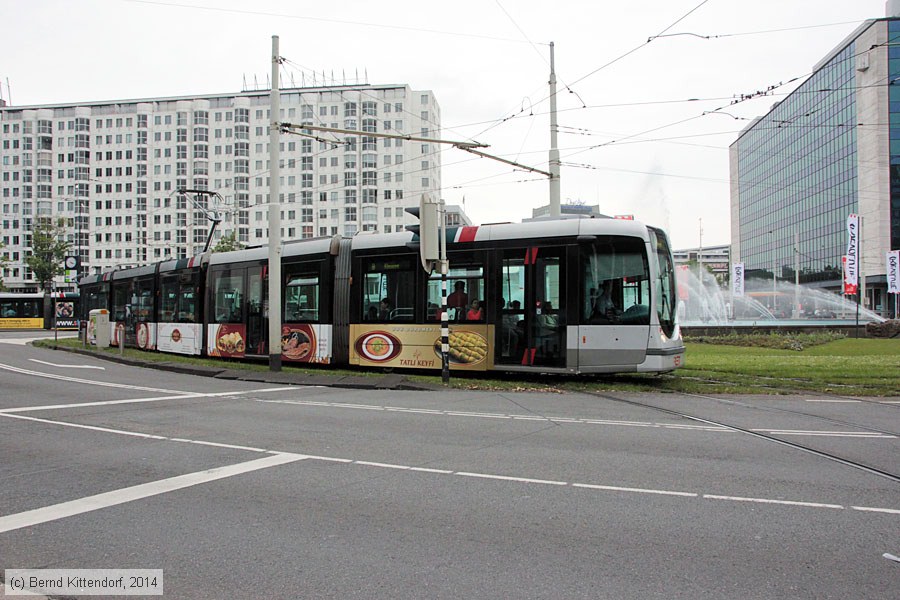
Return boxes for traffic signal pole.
[438,199,449,385]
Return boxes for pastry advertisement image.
[208,324,247,358]
[350,324,491,371]
[433,330,488,365]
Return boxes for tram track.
[583,390,900,484]
[650,377,900,437]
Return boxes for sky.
[0,0,890,249]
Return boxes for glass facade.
[889,20,900,253]
[734,44,858,284]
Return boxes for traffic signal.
[405,194,440,272]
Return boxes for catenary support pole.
[268,35,283,371]
[548,42,561,218]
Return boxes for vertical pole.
[794,230,800,318]
[548,42,561,219]
[729,255,734,322]
[268,35,283,371]
[439,199,450,385]
[856,216,863,337]
[772,243,777,309]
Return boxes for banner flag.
[887,250,900,294]
[731,262,744,296]
[842,255,857,295]
[845,214,859,293]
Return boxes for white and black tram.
[79,217,684,374]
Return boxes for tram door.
[496,247,565,368]
[246,266,268,355]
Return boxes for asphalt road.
[1,331,898,599]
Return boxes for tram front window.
[650,228,677,337]
[583,237,650,325]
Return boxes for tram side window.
[84,288,108,316]
[426,263,485,322]
[0,302,16,318]
[159,276,178,323]
[284,273,319,322]
[112,282,130,322]
[583,237,650,325]
[362,259,414,322]
[134,278,154,322]
[212,271,244,323]
[178,280,197,323]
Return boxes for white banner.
[845,214,859,292]
[888,250,900,294]
[731,262,744,296]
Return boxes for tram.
[0,292,80,330]
[79,218,684,374]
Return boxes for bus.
[79,218,684,374]
[0,292,80,330]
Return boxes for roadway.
[1,331,898,598]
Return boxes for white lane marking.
[256,398,893,439]
[0,386,298,414]
[0,361,191,394]
[0,394,207,414]
[751,429,895,439]
[28,359,105,370]
[457,472,568,486]
[573,483,697,497]
[852,506,900,515]
[354,461,411,470]
[805,399,862,403]
[1,360,300,400]
[3,411,898,518]
[0,453,307,534]
[703,494,844,509]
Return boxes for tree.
[0,241,8,291]
[25,217,70,292]
[0,240,9,291]
[210,231,243,253]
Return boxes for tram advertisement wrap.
[0,317,43,329]
[158,323,202,355]
[281,324,331,364]
[208,324,247,358]
[54,302,77,329]
[350,324,492,371]
[135,322,158,351]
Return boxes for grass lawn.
[34,337,900,397]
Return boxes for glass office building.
[730,14,900,318]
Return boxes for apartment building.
[0,84,441,292]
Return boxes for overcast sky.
[0,0,889,249]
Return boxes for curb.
[39,343,442,392]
